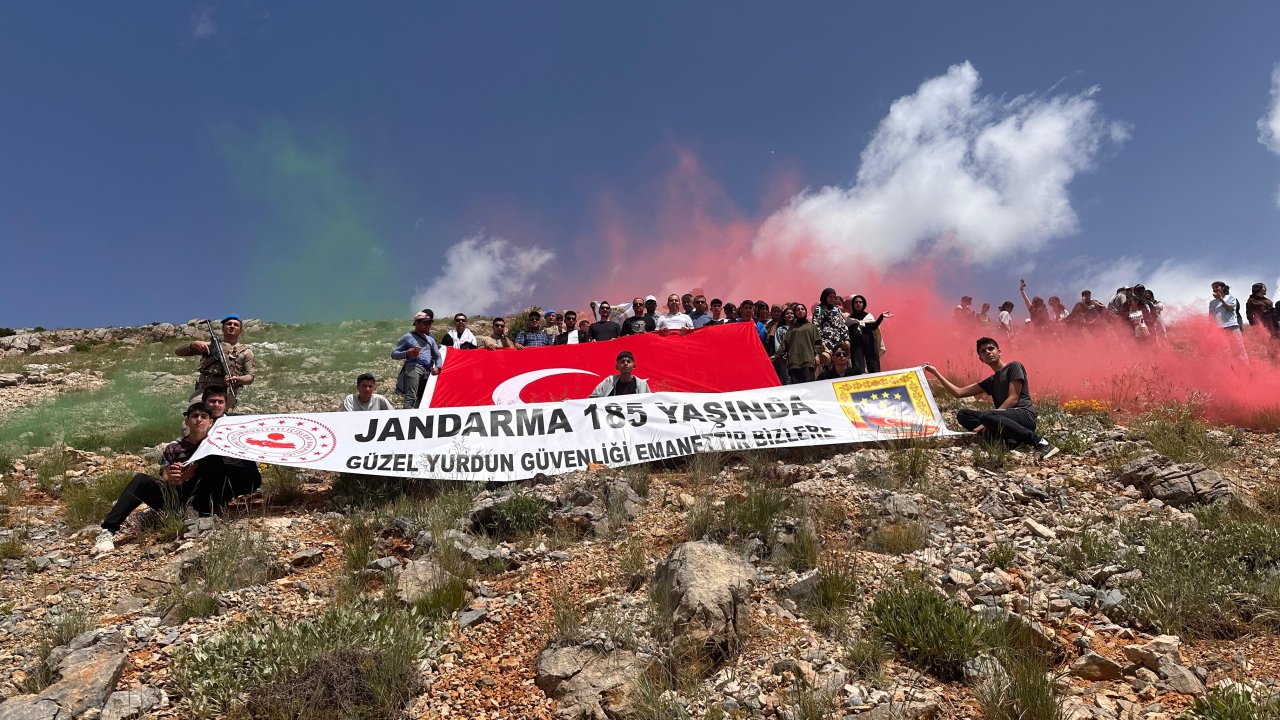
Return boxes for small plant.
[976,650,1064,720]
[972,436,1009,471]
[1134,403,1228,466]
[871,578,991,681]
[723,484,789,541]
[545,587,583,645]
[808,556,860,634]
[261,464,304,507]
[842,632,890,681]
[685,497,717,541]
[987,539,1018,569]
[0,530,25,559]
[61,472,133,529]
[890,438,931,484]
[1052,529,1119,575]
[163,527,276,622]
[411,572,470,621]
[781,684,836,720]
[622,463,652,497]
[1182,685,1280,720]
[487,490,550,540]
[785,518,820,572]
[619,538,647,589]
[868,520,929,555]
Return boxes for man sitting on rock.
[589,350,651,397]
[923,337,1059,458]
[95,403,219,552]
[200,385,263,509]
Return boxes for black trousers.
[101,458,262,532]
[788,366,816,384]
[956,407,1040,448]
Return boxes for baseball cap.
[645,295,657,303]
[414,310,434,321]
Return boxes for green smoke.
[217,120,404,323]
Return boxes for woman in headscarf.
[847,295,893,374]
[813,287,849,372]
[764,304,790,384]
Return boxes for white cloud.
[410,234,554,317]
[1260,64,1280,206]
[757,62,1128,268]
[1260,64,1280,155]
[191,6,217,40]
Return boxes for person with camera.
[392,310,442,408]
[175,314,255,410]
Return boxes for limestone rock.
[1122,634,1182,670]
[101,687,163,720]
[1156,656,1204,696]
[396,559,455,605]
[653,541,754,661]
[1116,454,1236,507]
[535,646,654,720]
[1070,651,1125,681]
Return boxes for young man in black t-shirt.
[588,302,624,341]
[589,350,651,397]
[923,337,1059,457]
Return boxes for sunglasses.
[834,352,848,357]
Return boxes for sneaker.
[93,529,116,553]
[1034,440,1060,460]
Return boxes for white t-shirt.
[341,393,395,412]
[998,310,1013,334]
[654,312,694,331]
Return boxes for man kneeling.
[94,402,254,552]
[923,337,1059,458]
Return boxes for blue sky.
[2,3,1278,328]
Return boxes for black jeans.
[100,458,262,532]
[788,366,815,384]
[956,407,1040,448]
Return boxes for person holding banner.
[589,350,651,397]
[922,337,1059,458]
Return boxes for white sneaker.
[93,529,116,553]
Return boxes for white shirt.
[654,312,694,330]
[447,328,478,347]
[341,393,395,412]
[998,310,1013,334]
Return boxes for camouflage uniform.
[190,342,255,410]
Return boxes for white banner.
[191,367,959,482]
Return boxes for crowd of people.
[390,289,897,406]
[92,276,1278,551]
[954,279,1280,361]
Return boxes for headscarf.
[848,294,870,321]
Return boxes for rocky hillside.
[0,320,1278,720]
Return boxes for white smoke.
[757,62,1128,267]
[1259,64,1280,206]
[411,234,554,317]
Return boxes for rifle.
[201,319,237,401]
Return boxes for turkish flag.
[426,323,781,407]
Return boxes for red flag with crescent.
[425,323,781,407]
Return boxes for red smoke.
[559,150,1280,430]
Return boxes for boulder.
[1116,454,1236,507]
[652,541,754,661]
[1070,651,1125,681]
[880,493,919,518]
[396,559,455,604]
[1156,656,1205,696]
[0,640,127,719]
[0,374,23,388]
[535,646,654,720]
[101,687,163,720]
[1122,634,1182,670]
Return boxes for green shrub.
[0,327,15,338]
[623,464,652,497]
[686,497,717,541]
[871,579,991,681]
[890,440,931,484]
[1134,403,1228,466]
[1117,509,1280,638]
[411,573,470,621]
[164,527,276,622]
[1181,685,1280,720]
[781,684,835,720]
[1052,529,1120,575]
[868,520,929,555]
[172,600,438,719]
[723,484,789,541]
[545,587,583,644]
[0,532,25,559]
[62,472,134,529]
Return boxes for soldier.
[175,314,255,411]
